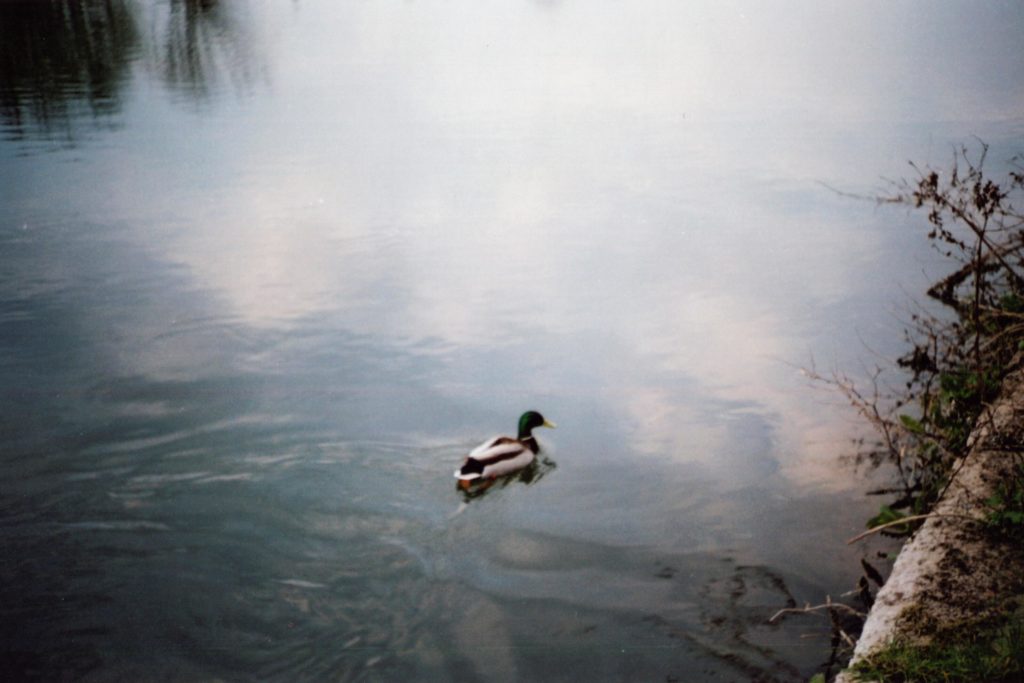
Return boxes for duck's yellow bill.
[543,419,557,429]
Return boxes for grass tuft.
[850,611,1024,682]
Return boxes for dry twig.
[768,598,865,624]
[845,512,982,545]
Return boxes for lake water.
[2,1,1023,680]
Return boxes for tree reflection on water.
[0,0,258,146]
[158,0,262,101]
[0,0,139,143]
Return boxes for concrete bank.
[836,354,1024,682]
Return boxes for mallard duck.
[454,411,556,484]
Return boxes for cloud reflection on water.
[76,1,1024,492]
[150,122,892,490]
[6,1,1024,495]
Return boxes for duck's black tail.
[454,458,484,480]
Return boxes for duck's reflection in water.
[455,454,557,502]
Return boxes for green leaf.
[899,414,925,434]
[867,505,906,529]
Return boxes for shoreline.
[836,354,1024,681]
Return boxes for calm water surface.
[2,1,1024,680]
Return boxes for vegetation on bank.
[849,606,1024,683]
[832,143,1024,537]
[807,143,1024,682]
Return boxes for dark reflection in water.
[159,0,260,100]
[0,0,258,146]
[0,0,139,143]
[456,453,558,502]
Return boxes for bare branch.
[768,598,865,624]
[845,512,982,545]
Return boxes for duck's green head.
[518,411,556,439]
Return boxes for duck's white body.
[454,436,537,481]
